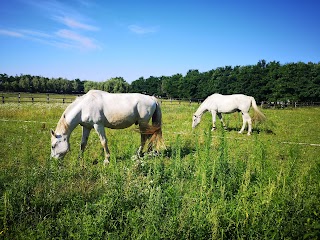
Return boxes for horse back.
[208,93,252,113]
[80,91,157,128]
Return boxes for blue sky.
[0,0,319,83]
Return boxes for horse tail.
[137,97,165,151]
[149,97,165,150]
[250,97,266,122]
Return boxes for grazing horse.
[51,90,163,164]
[192,93,266,135]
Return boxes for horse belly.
[218,107,238,113]
[216,97,239,113]
[104,112,137,129]
[81,108,136,129]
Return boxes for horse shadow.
[223,126,275,135]
[91,125,275,165]
[253,128,275,134]
[162,145,195,159]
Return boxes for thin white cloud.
[19,29,52,38]
[0,27,101,51]
[54,16,99,31]
[128,25,158,34]
[0,1,102,51]
[0,29,24,38]
[76,0,95,8]
[56,29,101,50]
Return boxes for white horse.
[192,93,266,135]
[51,90,163,164]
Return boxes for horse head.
[192,114,201,128]
[51,130,69,159]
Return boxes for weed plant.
[0,102,320,239]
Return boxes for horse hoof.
[103,159,110,165]
[211,128,216,131]
[148,150,160,157]
[131,155,139,161]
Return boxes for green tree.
[84,81,100,93]
[0,73,9,91]
[72,79,84,93]
[144,76,162,96]
[39,77,48,93]
[32,76,40,92]
[130,77,147,93]
[162,74,183,98]
[19,75,31,92]
[103,77,129,93]
[183,69,202,99]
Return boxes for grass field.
[0,100,320,239]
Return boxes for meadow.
[0,99,320,239]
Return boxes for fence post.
[63,98,65,104]
[47,94,49,103]
[2,96,4,104]
[32,97,34,103]
[18,93,21,103]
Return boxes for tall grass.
[0,102,320,239]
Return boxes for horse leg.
[211,111,217,131]
[243,113,252,135]
[217,113,227,130]
[93,124,110,165]
[239,112,246,134]
[239,112,252,135]
[80,126,91,157]
[137,130,149,157]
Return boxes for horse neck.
[55,103,81,137]
[195,102,208,117]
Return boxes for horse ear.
[51,129,56,138]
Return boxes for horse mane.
[55,114,69,134]
[55,96,84,134]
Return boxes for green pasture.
[0,100,319,239]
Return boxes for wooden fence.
[1,92,320,108]
[1,93,78,104]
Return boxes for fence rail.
[1,92,320,108]
[1,93,78,104]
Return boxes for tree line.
[1,60,319,102]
